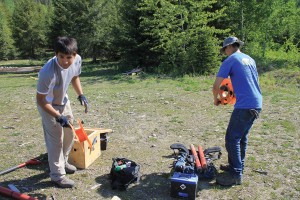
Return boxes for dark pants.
[225,108,260,178]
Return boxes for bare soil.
[0,66,41,73]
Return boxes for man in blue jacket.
[212,36,262,186]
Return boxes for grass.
[0,61,299,199]
[0,59,45,67]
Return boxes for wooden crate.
[68,129,101,169]
[86,128,113,151]
[68,128,113,169]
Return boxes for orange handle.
[0,186,37,200]
[69,124,84,152]
[198,145,207,169]
[77,120,93,151]
[190,144,201,171]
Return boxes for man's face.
[56,52,76,69]
[224,45,232,56]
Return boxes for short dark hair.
[54,36,78,54]
[232,42,240,48]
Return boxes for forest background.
[0,0,299,75]
[0,1,299,199]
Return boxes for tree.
[81,0,120,62]
[11,0,48,58]
[49,0,119,61]
[0,1,15,60]
[137,0,227,75]
[113,0,153,70]
[218,0,299,68]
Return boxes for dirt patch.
[0,66,41,73]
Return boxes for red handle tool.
[198,145,207,169]
[0,186,37,200]
[0,158,42,176]
[190,144,202,172]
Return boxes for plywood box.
[68,129,101,169]
[86,128,113,151]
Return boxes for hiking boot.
[52,176,75,188]
[65,163,77,174]
[220,163,230,171]
[216,172,242,186]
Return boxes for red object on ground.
[0,186,37,200]
[219,78,236,105]
[0,159,42,176]
[198,146,207,169]
[190,144,202,171]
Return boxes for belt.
[52,103,65,106]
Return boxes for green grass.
[0,60,299,199]
[0,59,45,67]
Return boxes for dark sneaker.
[52,176,75,188]
[216,172,242,186]
[65,163,77,174]
[220,163,230,171]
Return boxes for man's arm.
[71,76,83,96]
[212,77,224,106]
[36,93,61,118]
[72,76,88,113]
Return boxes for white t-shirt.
[37,54,82,105]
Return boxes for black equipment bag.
[110,157,141,190]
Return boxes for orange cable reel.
[219,78,236,105]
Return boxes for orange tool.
[0,158,43,176]
[219,78,236,105]
[0,186,37,200]
[69,119,93,152]
[190,144,202,172]
[198,145,207,169]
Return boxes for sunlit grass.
[0,59,45,66]
[0,60,299,199]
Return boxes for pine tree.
[113,0,152,70]
[11,0,48,58]
[138,0,227,75]
[0,1,15,60]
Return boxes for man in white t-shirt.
[36,36,88,188]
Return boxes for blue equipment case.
[170,172,198,199]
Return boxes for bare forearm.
[212,77,224,106]
[71,76,83,96]
[36,93,61,118]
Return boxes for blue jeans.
[225,108,260,179]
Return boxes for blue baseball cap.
[220,36,244,54]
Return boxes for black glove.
[56,115,70,127]
[77,94,89,113]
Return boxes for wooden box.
[68,129,101,169]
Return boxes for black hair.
[54,36,78,54]
[232,42,240,48]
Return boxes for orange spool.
[219,78,236,105]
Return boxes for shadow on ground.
[94,170,226,199]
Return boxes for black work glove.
[77,94,89,113]
[56,115,70,128]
